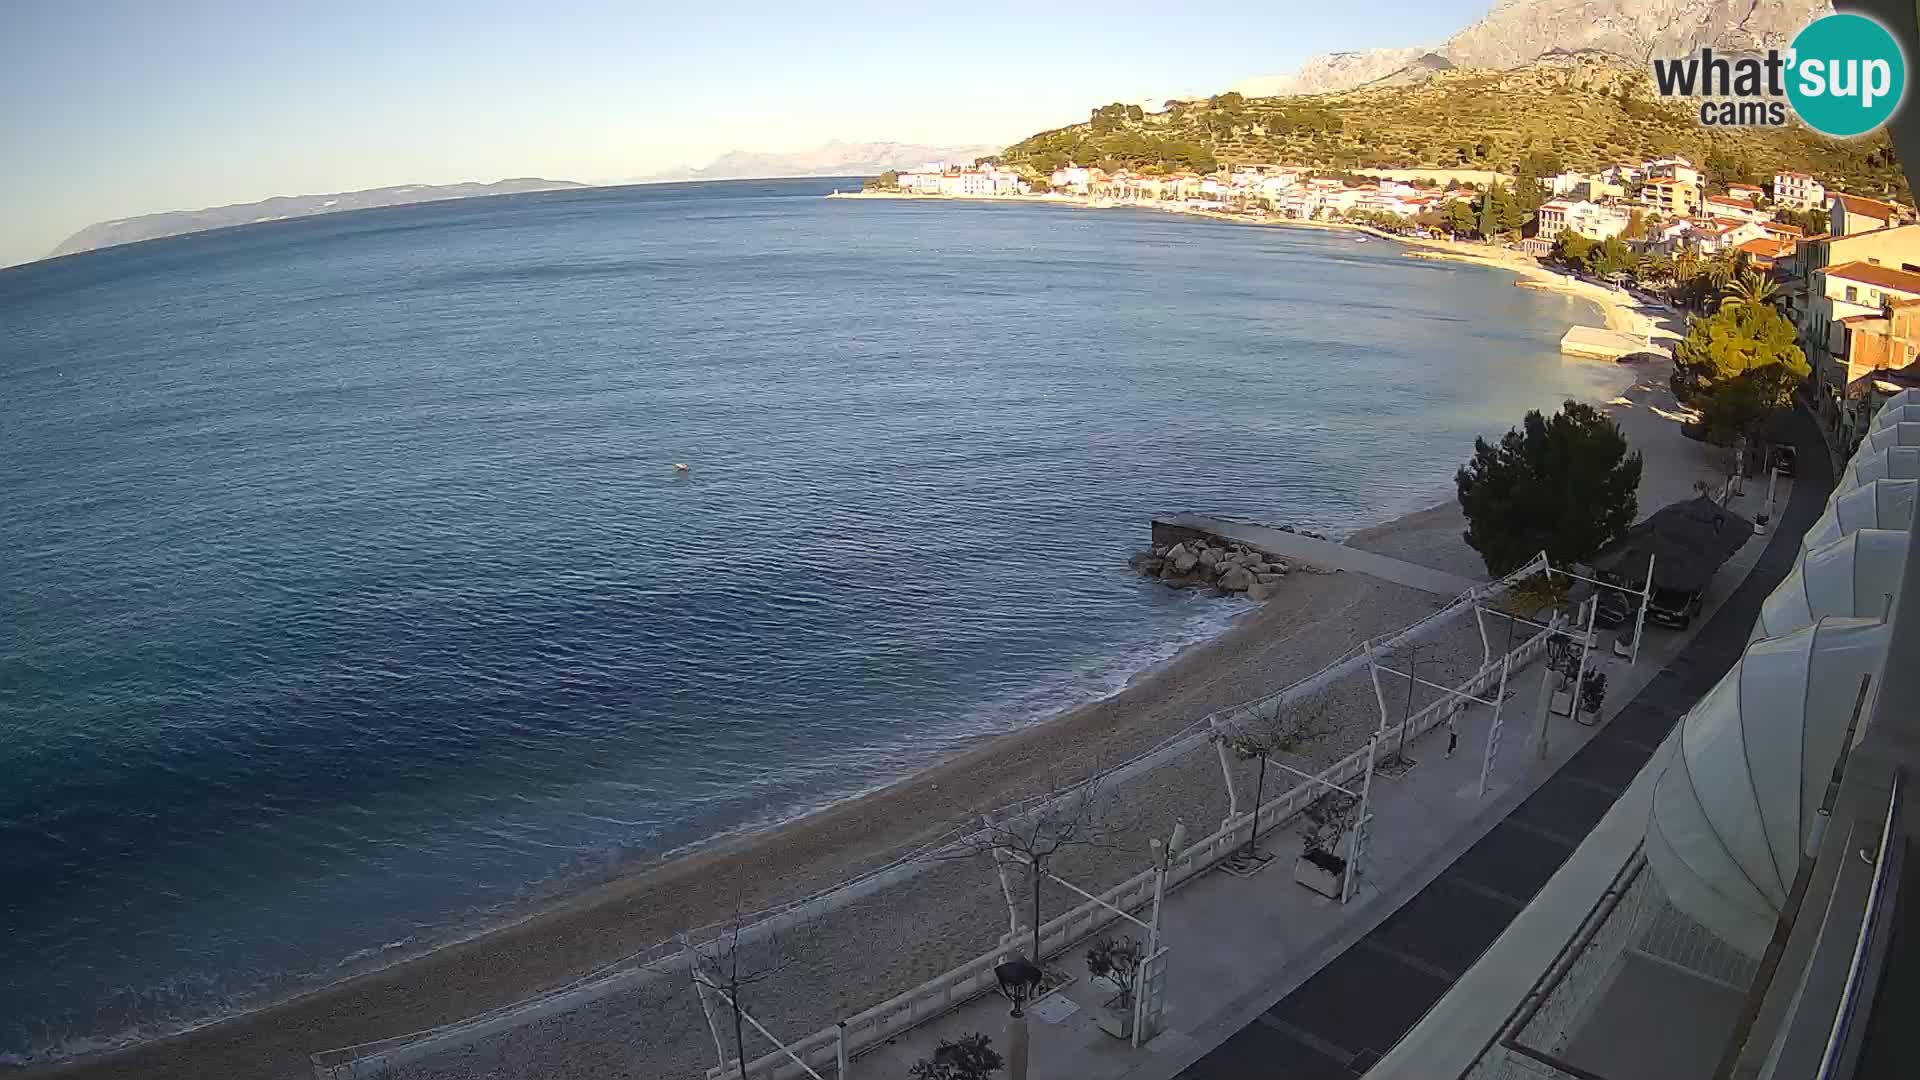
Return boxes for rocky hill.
[1237,0,1833,96]
[51,178,585,259]
[999,60,1907,200]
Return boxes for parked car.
[1646,586,1702,629]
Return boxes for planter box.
[1294,851,1347,900]
[1550,689,1574,717]
[1095,996,1136,1040]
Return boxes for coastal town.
[866,156,1920,458]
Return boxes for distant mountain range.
[637,140,1002,183]
[1235,0,1833,96]
[49,178,585,259]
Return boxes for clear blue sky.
[1,0,1493,265]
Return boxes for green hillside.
[998,62,1908,200]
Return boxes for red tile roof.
[1825,260,1920,293]
[1834,192,1899,219]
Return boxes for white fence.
[704,624,1555,1080]
[312,556,1553,1080]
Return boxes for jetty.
[1559,325,1656,361]
[1151,512,1480,597]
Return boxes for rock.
[1255,572,1286,586]
[1218,566,1255,592]
[1167,544,1198,574]
[1272,561,1291,574]
[1248,581,1276,601]
[1137,557,1166,576]
[1197,547,1222,569]
[1152,544,1169,558]
[1244,561,1269,575]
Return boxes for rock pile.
[1129,538,1290,600]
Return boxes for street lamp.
[994,958,1043,1080]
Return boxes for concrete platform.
[1152,513,1482,598]
[1560,325,1660,361]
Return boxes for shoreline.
[26,507,1463,1080]
[32,197,1679,1080]
[827,188,1656,339]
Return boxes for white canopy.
[1871,403,1920,430]
[1837,446,1920,493]
[1859,422,1920,454]
[1803,479,1919,549]
[1872,389,1920,418]
[1751,530,1909,641]
[1646,618,1891,955]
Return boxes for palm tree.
[1719,270,1780,312]
[1705,250,1738,289]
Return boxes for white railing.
[312,556,1552,1080]
[706,626,1555,1080]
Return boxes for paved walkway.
[862,415,1824,1080]
[1174,408,1829,1080]
[1154,513,1482,597]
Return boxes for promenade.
[862,414,1822,1080]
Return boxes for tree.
[1443,199,1477,237]
[1670,299,1808,406]
[1455,402,1645,575]
[1214,691,1334,859]
[1719,270,1779,312]
[864,170,899,191]
[1553,228,1595,268]
[911,1033,1005,1080]
[1623,209,1649,241]
[1588,235,1637,279]
[1085,937,1144,1011]
[689,907,806,1080]
[952,776,1116,970]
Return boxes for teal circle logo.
[1787,13,1906,137]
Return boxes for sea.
[0,178,1622,1060]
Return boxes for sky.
[0,0,1494,266]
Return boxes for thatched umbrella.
[1593,495,1754,593]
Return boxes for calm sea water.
[0,179,1617,1059]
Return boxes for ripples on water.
[0,178,1618,1058]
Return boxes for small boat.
[1353,236,1370,243]
[672,463,690,473]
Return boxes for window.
[1846,286,1860,302]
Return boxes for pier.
[1151,512,1482,596]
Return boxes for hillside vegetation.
[999,61,1908,200]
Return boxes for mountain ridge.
[637,140,1001,183]
[49,178,586,260]
[1237,0,1835,96]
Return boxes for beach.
[28,200,1713,1080]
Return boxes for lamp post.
[994,958,1043,1080]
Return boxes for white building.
[1775,171,1827,211]
[1726,182,1764,203]
[1538,199,1633,242]
[1703,194,1770,224]
[1048,166,1096,193]
[1646,156,1701,186]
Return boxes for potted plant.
[911,1033,1004,1080]
[1580,670,1608,718]
[1293,790,1357,900]
[1084,936,1144,1039]
[1754,510,1771,535]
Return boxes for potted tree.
[1580,670,1608,719]
[911,1033,1004,1080]
[1293,790,1358,899]
[1084,936,1144,1039]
